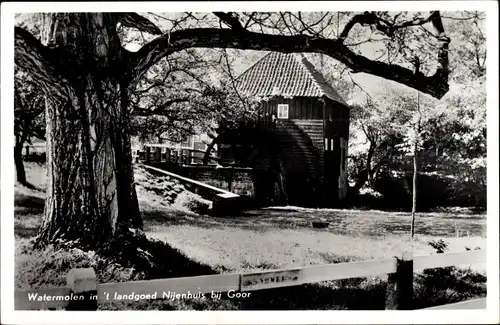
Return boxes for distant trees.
[14,68,45,186]
[347,77,485,212]
[343,11,486,214]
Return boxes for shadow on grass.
[99,278,388,310]
[141,208,227,232]
[15,192,44,239]
[141,207,277,233]
[412,267,487,309]
[14,218,41,238]
[14,192,45,211]
[142,238,219,280]
[229,280,387,310]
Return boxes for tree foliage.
[14,67,46,185]
[344,10,486,207]
[14,68,46,145]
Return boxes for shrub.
[15,240,145,290]
[412,239,486,309]
[173,191,212,215]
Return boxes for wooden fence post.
[385,251,413,310]
[66,268,98,311]
[155,147,161,162]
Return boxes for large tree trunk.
[29,14,142,249]
[14,143,27,185]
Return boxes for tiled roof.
[236,52,348,106]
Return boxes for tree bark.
[366,142,376,186]
[410,92,422,239]
[16,14,142,250]
[203,136,219,165]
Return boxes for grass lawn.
[14,162,487,310]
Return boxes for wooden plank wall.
[260,97,324,120]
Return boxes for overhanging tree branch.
[339,11,439,41]
[129,16,450,98]
[116,13,163,35]
[213,12,244,30]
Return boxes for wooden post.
[385,251,413,310]
[25,146,29,156]
[181,149,188,164]
[155,147,161,162]
[66,268,98,311]
[227,167,233,192]
[145,146,151,162]
[165,149,170,163]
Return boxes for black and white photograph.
[1,2,498,324]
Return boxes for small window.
[277,104,289,119]
[180,135,194,149]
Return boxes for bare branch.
[244,12,256,29]
[339,11,439,42]
[348,72,373,100]
[133,97,190,116]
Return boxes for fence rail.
[423,297,486,310]
[14,249,486,311]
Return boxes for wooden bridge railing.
[14,249,486,311]
[133,147,220,166]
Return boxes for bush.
[15,239,145,290]
[412,239,486,309]
[173,191,212,215]
[371,171,486,211]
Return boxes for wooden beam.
[423,298,486,310]
[98,273,240,301]
[413,250,486,270]
[242,258,397,291]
